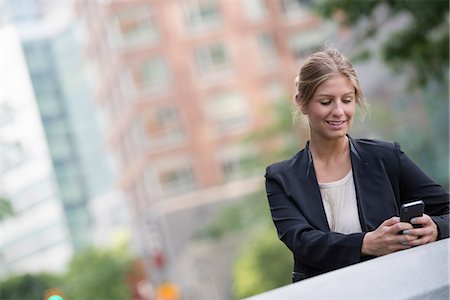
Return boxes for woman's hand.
[361,217,418,256]
[402,213,438,246]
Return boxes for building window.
[95,33,112,73]
[129,56,171,94]
[133,177,149,213]
[23,42,51,73]
[107,88,119,122]
[242,0,267,21]
[139,106,184,147]
[114,4,158,47]
[206,91,249,133]
[36,92,63,119]
[183,0,221,32]
[48,135,73,160]
[281,0,312,20]
[1,102,15,126]
[155,157,196,195]
[1,141,27,173]
[195,43,232,77]
[12,178,57,212]
[218,144,254,180]
[257,32,279,68]
[265,80,288,103]
[118,138,131,168]
[121,129,137,164]
[46,123,71,156]
[58,179,85,205]
[143,167,161,200]
[66,206,91,247]
[288,29,325,60]
[2,223,68,264]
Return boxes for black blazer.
[265,136,449,280]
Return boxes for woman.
[265,47,449,283]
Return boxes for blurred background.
[0,0,448,299]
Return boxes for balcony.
[245,238,449,300]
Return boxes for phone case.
[400,200,424,228]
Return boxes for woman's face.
[302,73,356,141]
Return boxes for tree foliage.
[315,0,449,86]
[0,272,63,300]
[197,99,300,298]
[232,226,292,300]
[196,191,293,299]
[316,0,449,187]
[1,245,136,300]
[195,191,271,240]
[64,246,133,300]
[0,196,14,221]
[245,100,307,166]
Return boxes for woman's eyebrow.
[316,91,354,97]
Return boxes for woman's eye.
[342,98,352,103]
[320,100,331,105]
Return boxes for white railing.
[245,238,449,300]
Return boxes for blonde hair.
[294,47,368,119]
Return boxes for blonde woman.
[265,47,449,282]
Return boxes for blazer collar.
[294,135,368,231]
[302,135,366,179]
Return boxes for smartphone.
[400,200,424,228]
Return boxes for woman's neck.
[309,135,349,163]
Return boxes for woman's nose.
[332,104,344,116]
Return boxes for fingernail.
[400,241,409,245]
[411,218,417,224]
[402,230,409,235]
[395,217,400,222]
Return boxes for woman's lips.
[326,120,345,129]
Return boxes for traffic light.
[155,282,180,300]
[43,288,66,300]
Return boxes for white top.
[318,170,362,234]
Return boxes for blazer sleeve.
[394,142,449,239]
[265,168,366,272]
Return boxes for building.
[0,24,73,276]
[76,0,332,297]
[1,0,128,276]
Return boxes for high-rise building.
[76,0,333,297]
[1,0,128,276]
[9,1,120,250]
[0,24,73,276]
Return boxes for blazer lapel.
[288,136,377,233]
[291,142,330,231]
[349,136,369,231]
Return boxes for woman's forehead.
[315,74,354,94]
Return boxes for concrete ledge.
[245,238,449,300]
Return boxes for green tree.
[0,196,14,221]
[232,226,292,299]
[64,246,133,300]
[198,192,293,299]
[198,99,301,298]
[315,0,449,86]
[316,0,449,187]
[196,191,270,240]
[0,272,63,300]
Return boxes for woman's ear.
[300,101,308,115]
[301,105,307,115]
[295,94,307,115]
